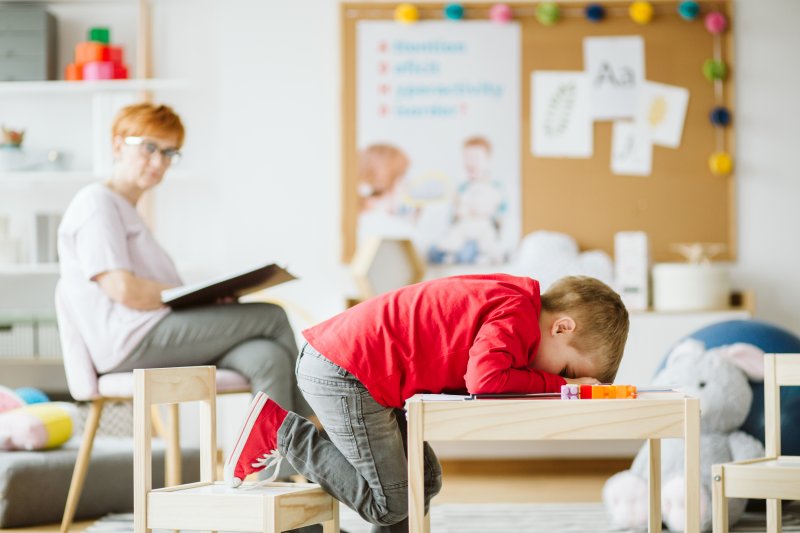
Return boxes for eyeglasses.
[123,136,182,165]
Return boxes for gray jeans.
[279,343,442,533]
[113,302,312,418]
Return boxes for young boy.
[225,274,629,532]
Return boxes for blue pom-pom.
[710,106,732,127]
[678,1,700,20]
[585,4,605,22]
[15,387,50,405]
[444,3,465,20]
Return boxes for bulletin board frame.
[340,0,735,263]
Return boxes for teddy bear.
[602,339,766,531]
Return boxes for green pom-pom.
[703,59,728,81]
[444,3,464,20]
[536,2,560,26]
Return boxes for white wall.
[728,0,800,331]
[152,0,800,331]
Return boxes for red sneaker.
[224,391,289,487]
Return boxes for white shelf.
[0,263,60,274]
[0,168,199,186]
[0,78,189,95]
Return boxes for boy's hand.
[564,377,601,385]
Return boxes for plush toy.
[603,339,766,532]
[0,401,77,451]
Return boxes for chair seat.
[146,481,337,532]
[98,368,250,398]
[721,455,800,500]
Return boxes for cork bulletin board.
[340,0,735,262]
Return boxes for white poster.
[584,36,645,120]
[356,21,520,266]
[531,71,593,158]
[611,121,652,176]
[637,81,690,148]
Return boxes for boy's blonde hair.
[112,103,185,148]
[541,276,629,384]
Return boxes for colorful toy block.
[83,61,115,81]
[75,42,109,64]
[561,384,638,400]
[88,27,110,44]
[65,63,82,81]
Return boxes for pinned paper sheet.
[583,36,645,120]
[637,81,690,148]
[611,121,652,176]
[531,71,593,158]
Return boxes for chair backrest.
[54,280,100,401]
[764,354,800,457]
[133,366,218,510]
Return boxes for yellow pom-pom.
[629,1,654,24]
[709,152,733,176]
[395,3,420,24]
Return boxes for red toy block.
[75,42,110,64]
[113,63,128,79]
[65,63,82,81]
[108,45,123,64]
[579,384,593,399]
[83,61,115,81]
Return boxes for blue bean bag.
[657,319,800,456]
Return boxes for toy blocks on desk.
[560,384,637,399]
[65,63,82,81]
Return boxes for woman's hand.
[564,376,601,385]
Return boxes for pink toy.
[704,11,727,34]
[489,3,513,23]
[83,61,115,81]
[0,386,24,414]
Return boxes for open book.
[161,263,296,309]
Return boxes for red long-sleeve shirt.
[302,274,566,408]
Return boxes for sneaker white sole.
[224,391,268,487]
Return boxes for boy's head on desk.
[534,276,629,385]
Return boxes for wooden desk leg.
[407,402,426,533]
[648,438,662,533]
[684,398,701,533]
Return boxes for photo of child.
[429,136,508,264]
[356,143,417,243]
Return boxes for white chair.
[712,354,800,532]
[134,366,339,533]
[55,283,250,533]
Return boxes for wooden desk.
[406,395,701,533]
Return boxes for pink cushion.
[97,369,249,398]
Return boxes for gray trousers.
[279,343,442,533]
[113,302,313,418]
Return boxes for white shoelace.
[240,450,284,489]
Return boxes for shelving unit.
[0,0,190,269]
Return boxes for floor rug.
[86,502,800,533]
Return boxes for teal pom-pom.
[444,3,465,20]
[678,1,700,20]
[15,387,50,405]
[709,106,732,127]
[585,4,605,22]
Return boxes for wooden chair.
[134,366,339,533]
[55,283,250,533]
[712,354,800,532]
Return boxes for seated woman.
[57,102,313,423]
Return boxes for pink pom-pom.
[704,11,728,34]
[489,3,513,23]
